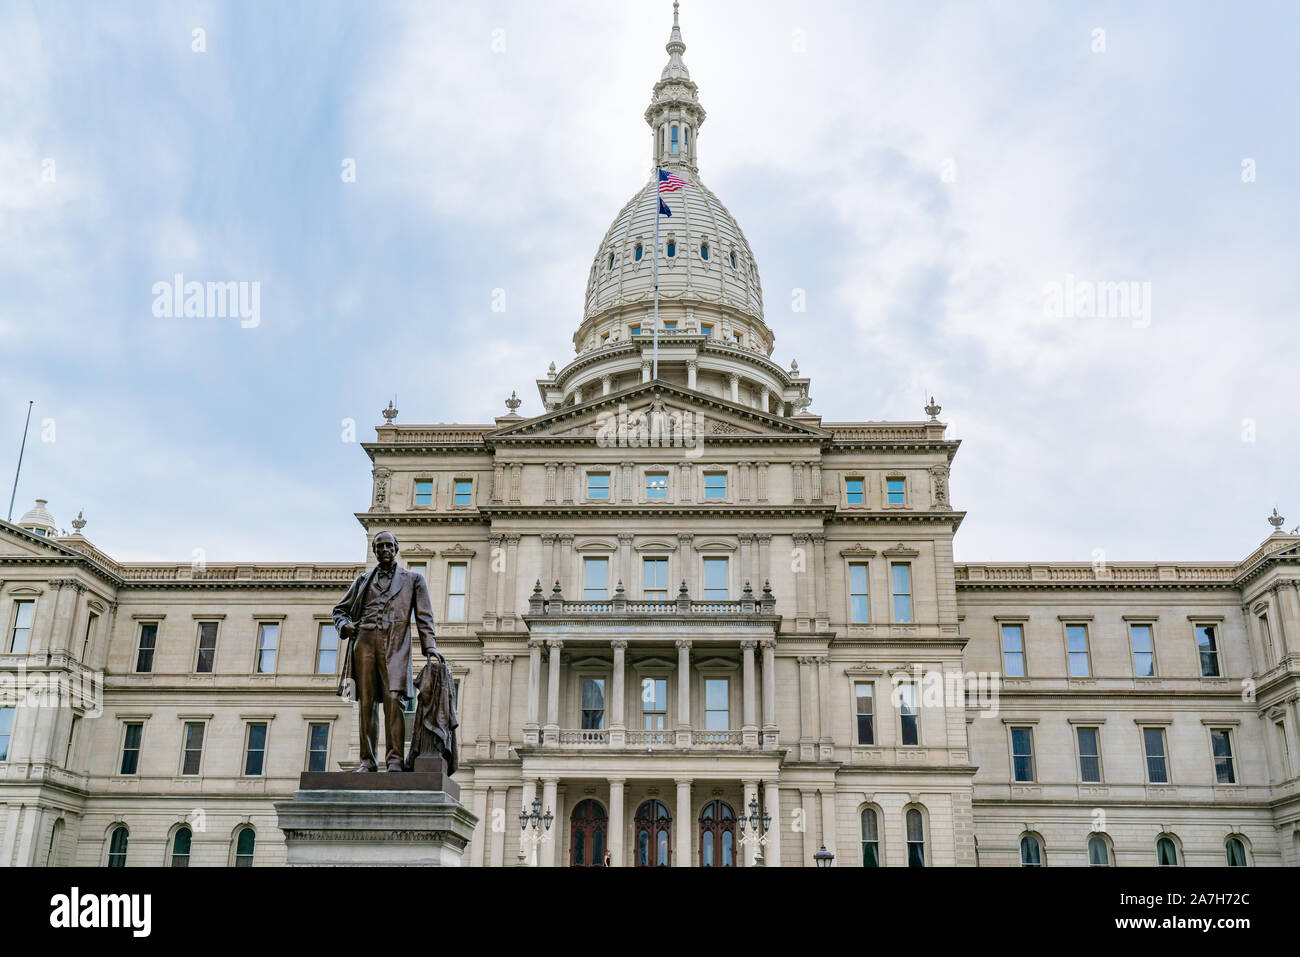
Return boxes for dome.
[18,498,56,537]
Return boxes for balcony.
[527,579,777,618]
[545,728,753,751]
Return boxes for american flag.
[658,169,689,192]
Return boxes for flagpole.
[7,400,33,523]
[652,173,660,381]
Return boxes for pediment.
[0,523,79,560]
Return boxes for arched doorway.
[634,800,672,867]
[570,799,607,867]
[699,800,736,867]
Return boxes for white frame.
[178,719,208,776]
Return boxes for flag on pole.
[658,198,672,217]
[658,169,688,192]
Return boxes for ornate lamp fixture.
[736,795,772,865]
[518,797,554,866]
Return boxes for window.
[171,827,191,867]
[1088,834,1111,866]
[316,623,339,674]
[849,564,869,623]
[1259,614,1275,663]
[1011,727,1035,782]
[307,722,330,772]
[635,244,643,262]
[234,827,255,867]
[667,240,676,258]
[664,320,677,331]
[135,622,158,673]
[581,677,605,729]
[1211,728,1236,784]
[583,557,609,600]
[1143,727,1169,783]
[181,722,205,775]
[844,478,864,504]
[9,600,34,653]
[1196,624,1220,677]
[860,808,880,866]
[1225,837,1248,867]
[244,723,268,776]
[608,253,615,270]
[1276,720,1292,779]
[700,243,709,260]
[645,471,668,499]
[414,479,433,506]
[81,612,97,659]
[189,621,217,673]
[854,682,874,745]
[630,324,642,336]
[1020,834,1043,866]
[120,723,143,774]
[643,557,668,600]
[732,331,742,344]
[64,715,79,765]
[446,563,467,621]
[886,477,906,505]
[0,707,13,762]
[891,563,912,622]
[905,809,925,867]
[703,472,726,499]
[1156,836,1179,866]
[1001,624,1025,677]
[587,472,610,499]
[701,323,713,338]
[671,125,679,154]
[1130,623,1155,677]
[729,251,737,269]
[642,678,667,731]
[703,556,728,600]
[256,623,279,673]
[1076,727,1102,783]
[897,681,918,746]
[107,825,129,868]
[705,678,729,730]
[454,479,473,506]
[1066,624,1090,677]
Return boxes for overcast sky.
[1,0,1296,563]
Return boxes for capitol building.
[2,7,1298,868]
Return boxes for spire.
[661,0,689,81]
[646,1,706,174]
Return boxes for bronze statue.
[332,530,441,772]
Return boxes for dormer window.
[671,126,679,154]
[700,243,709,261]
[667,241,676,258]
[635,244,644,262]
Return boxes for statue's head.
[372,531,398,565]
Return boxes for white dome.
[17,498,56,537]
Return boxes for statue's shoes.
[358,763,378,772]
[386,764,405,773]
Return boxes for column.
[487,533,504,627]
[641,360,652,383]
[797,656,815,761]
[477,656,496,759]
[544,465,557,504]
[470,787,489,866]
[800,789,817,864]
[675,779,693,867]
[819,789,838,866]
[817,655,833,759]
[610,640,627,747]
[728,372,740,402]
[609,779,626,866]
[558,534,574,590]
[757,533,771,585]
[563,464,576,504]
[618,532,634,588]
[678,532,695,589]
[490,789,507,866]
[602,374,612,396]
[545,641,562,745]
[738,533,753,582]
[812,533,828,628]
[762,639,777,748]
[676,639,692,746]
[742,780,759,866]
[541,778,559,866]
[493,654,514,758]
[520,779,538,865]
[759,387,769,413]
[741,640,758,747]
[793,533,811,630]
[526,641,542,745]
[540,533,556,590]
[502,533,520,629]
[763,780,781,867]
[687,359,698,390]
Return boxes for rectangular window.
[0,707,14,762]
[195,622,218,673]
[849,563,870,623]
[645,472,668,499]
[256,623,279,674]
[581,677,605,729]
[9,600,34,653]
[1130,623,1155,677]
[643,557,668,600]
[700,323,713,338]
[1066,624,1091,677]
[891,563,912,623]
[587,472,610,500]
[705,678,729,730]
[1196,624,1221,677]
[664,321,677,331]
[703,472,727,499]
[81,612,97,660]
[317,623,339,674]
[244,723,267,776]
[1001,624,1025,677]
[1143,727,1168,783]
[630,325,642,336]
[845,478,864,505]
[181,722,205,775]
[898,682,918,746]
[1259,615,1275,663]
[1276,721,1292,779]
[1011,727,1035,782]
[64,715,79,765]
[307,723,330,772]
[119,723,143,775]
[886,478,906,505]
[732,331,743,344]
[1077,727,1102,783]
[1211,728,1236,785]
[414,479,433,507]
[454,479,473,506]
[670,125,679,154]
[854,682,874,745]
[136,622,158,673]
[703,557,728,600]
[446,563,467,621]
[642,677,667,731]
[583,557,609,600]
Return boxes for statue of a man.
[332,531,439,772]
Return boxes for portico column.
[676,639,692,746]
[817,654,833,758]
[541,778,559,866]
[545,640,563,745]
[610,640,627,747]
[609,779,626,866]
[742,779,759,866]
[492,654,514,758]
[477,655,496,758]
[762,639,777,748]
[819,788,838,866]
[763,780,781,866]
[526,640,542,744]
[675,779,692,867]
[741,640,758,747]
[520,779,538,865]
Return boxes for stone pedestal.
[275,757,477,866]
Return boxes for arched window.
[699,800,736,867]
[171,826,192,867]
[1225,836,1248,866]
[634,800,672,867]
[107,825,129,867]
[671,126,679,155]
[700,243,709,261]
[569,799,607,867]
[666,241,676,258]
[860,808,880,867]
[634,244,643,262]
[234,826,255,867]
[905,808,925,867]
[1088,834,1111,866]
[1156,835,1180,866]
[1019,833,1043,866]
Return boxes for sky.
[0,0,1296,564]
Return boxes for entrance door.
[699,800,736,867]
[634,800,672,867]
[570,799,607,866]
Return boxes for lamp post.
[518,797,554,867]
[814,844,835,868]
[736,795,771,866]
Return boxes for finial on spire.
[1268,507,1285,530]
